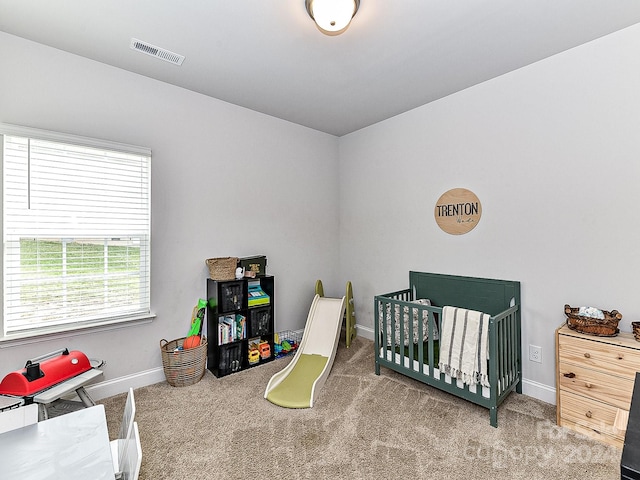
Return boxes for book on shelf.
[218,314,246,345]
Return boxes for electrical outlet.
[529,345,542,363]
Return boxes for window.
[1,124,151,339]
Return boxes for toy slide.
[264,294,346,408]
[315,280,357,348]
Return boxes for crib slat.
[495,320,504,395]
[498,319,508,395]
[489,317,499,405]
[374,298,380,374]
[502,315,509,394]
[501,314,507,393]
[505,316,510,394]
[510,312,515,388]
[426,310,432,377]
[419,313,426,375]
[380,300,387,353]
[503,319,508,394]
[407,305,414,370]
[511,313,516,386]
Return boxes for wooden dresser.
[556,323,640,448]
[621,373,640,479]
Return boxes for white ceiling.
[1,1,640,136]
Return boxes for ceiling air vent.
[130,38,185,66]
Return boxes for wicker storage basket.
[632,322,640,342]
[160,337,207,387]
[564,304,622,337]
[206,257,239,281]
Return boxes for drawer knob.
[586,411,593,418]
[584,352,591,358]
[617,355,624,360]
[585,383,592,388]
[563,372,576,378]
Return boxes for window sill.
[0,314,156,349]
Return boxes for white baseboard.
[86,367,166,401]
[355,323,374,341]
[86,324,558,407]
[87,328,309,401]
[521,378,556,405]
[354,322,556,405]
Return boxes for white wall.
[0,32,340,389]
[339,24,640,402]
[2,23,639,404]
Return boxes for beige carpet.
[100,335,622,479]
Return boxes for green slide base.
[265,354,328,408]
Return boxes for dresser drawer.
[558,335,640,380]
[558,361,634,409]
[558,390,626,443]
[559,418,623,449]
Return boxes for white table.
[0,404,115,480]
[33,368,104,420]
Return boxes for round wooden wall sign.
[434,188,482,235]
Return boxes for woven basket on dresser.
[206,257,238,281]
[632,321,640,341]
[564,304,622,337]
[160,337,207,387]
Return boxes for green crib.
[374,271,522,427]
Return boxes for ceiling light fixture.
[305,0,360,36]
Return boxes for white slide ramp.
[264,294,346,408]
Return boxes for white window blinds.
[2,126,151,336]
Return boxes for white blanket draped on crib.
[438,306,489,387]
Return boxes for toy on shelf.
[248,283,270,307]
[258,341,271,360]
[248,337,271,364]
[248,348,260,365]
